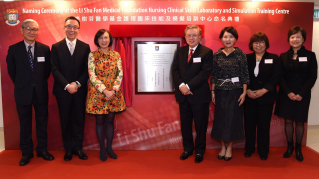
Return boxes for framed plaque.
[135,41,180,94]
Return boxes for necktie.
[28,45,33,71]
[69,42,74,55]
[187,49,194,63]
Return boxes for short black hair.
[94,29,113,47]
[65,16,80,28]
[219,26,238,40]
[248,32,270,51]
[288,25,307,42]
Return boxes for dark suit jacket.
[279,46,317,97]
[172,43,213,104]
[246,51,281,105]
[51,39,90,98]
[6,41,51,105]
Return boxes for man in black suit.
[6,19,54,166]
[172,25,213,163]
[51,16,90,161]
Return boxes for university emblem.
[6,9,20,26]
[155,46,159,51]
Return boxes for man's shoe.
[260,154,268,160]
[64,151,73,161]
[244,151,252,158]
[19,154,34,166]
[195,154,203,163]
[73,150,88,160]
[37,151,54,161]
[180,151,193,160]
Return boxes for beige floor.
[306,125,319,152]
[0,126,319,153]
[0,127,4,153]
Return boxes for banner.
[0,1,314,150]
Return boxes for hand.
[295,94,302,101]
[179,85,190,95]
[246,89,256,99]
[288,92,296,101]
[185,90,193,95]
[238,93,246,106]
[103,90,115,100]
[254,88,268,99]
[66,84,78,94]
[211,91,215,104]
[72,81,81,88]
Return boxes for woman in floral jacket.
[86,29,126,161]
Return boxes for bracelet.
[211,89,215,92]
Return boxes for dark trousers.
[56,94,86,152]
[16,89,48,156]
[244,101,274,155]
[179,99,209,155]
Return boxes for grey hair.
[21,19,39,33]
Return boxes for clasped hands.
[179,85,193,95]
[247,89,268,99]
[103,89,115,100]
[66,82,80,94]
[288,92,302,101]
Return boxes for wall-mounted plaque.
[135,41,180,94]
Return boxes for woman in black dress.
[211,27,249,161]
[244,32,281,160]
[274,26,317,162]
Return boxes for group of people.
[6,16,126,166]
[173,25,317,163]
[6,17,317,167]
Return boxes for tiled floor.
[0,126,318,153]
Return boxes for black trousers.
[16,89,48,156]
[244,101,274,155]
[56,94,86,152]
[179,99,209,155]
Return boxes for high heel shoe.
[283,142,294,158]
[295,143,303,162]
[224,148,232,161]
[100,148,107,162]
[106,148,117,159]
[218,147,226,160]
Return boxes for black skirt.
[274,90,311,122]
[211,89,245,141]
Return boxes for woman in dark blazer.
[244,32,281,160]
[274,26,317,162]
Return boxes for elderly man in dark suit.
[51,16,90,161]
[6,19,54,166]
[172,25,213,163]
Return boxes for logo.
[155,46,159,51]
[6,9,20,26]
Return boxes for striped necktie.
[28,45,33,71]
[187,49,194,63]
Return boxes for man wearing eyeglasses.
[6,19,54,166]
[51,16,91,161]
[172,25,213,163]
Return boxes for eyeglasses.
[253,41,265,46]
[186,34,199,38]
[98,37,109,40]
[23,27,38,33]
[65,25,79,30]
